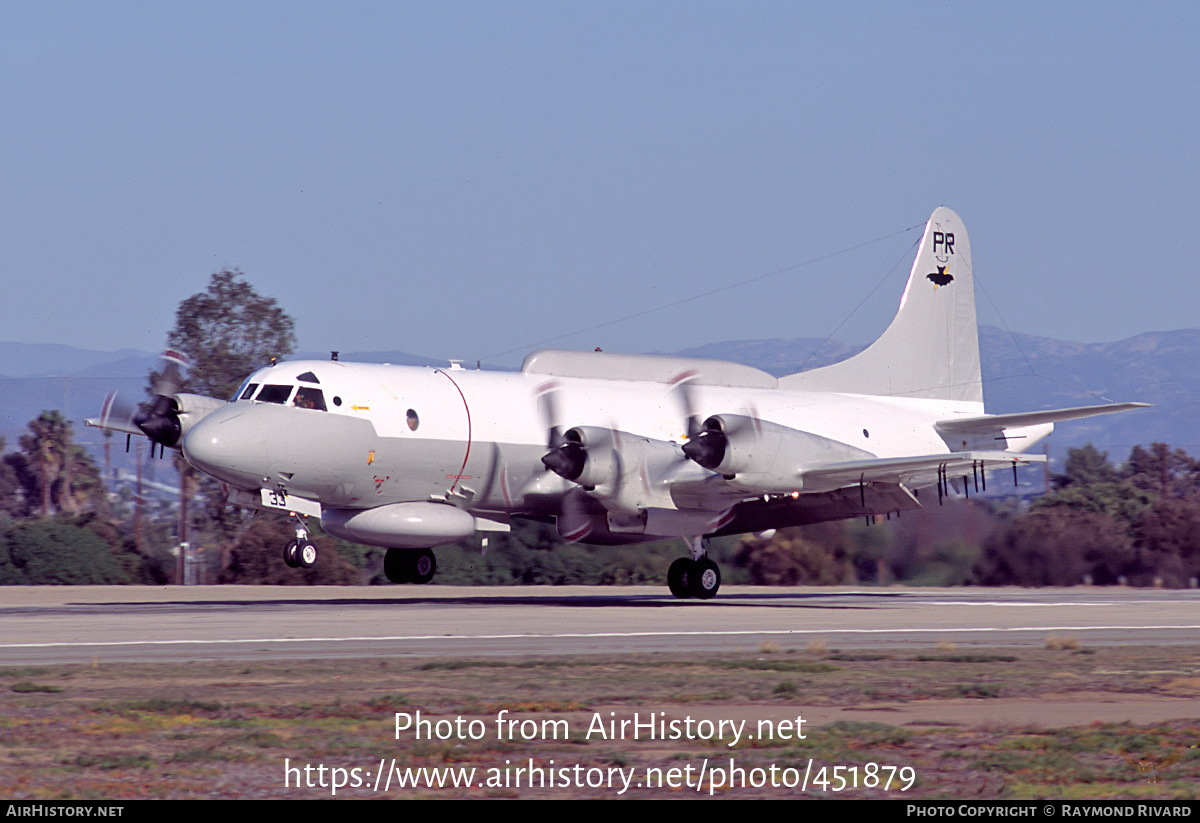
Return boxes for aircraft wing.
[934,403,1150,436]
[799,450,1045,493]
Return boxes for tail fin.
[779,206,982,405]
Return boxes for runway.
[2,585,1197,664]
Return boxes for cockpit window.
[296,371,320,384]
[293,386,327,411]
[230,378,251,402]
[257,384,294,404]
[239,382,260,401]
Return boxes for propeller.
[681,411,764,477]
[150,350,188,398]
[96,389,139,435]
[670,369,735,472]
[681,416,729,471]
[133,351,190,448]
[556,487,597,542]
[537,380,589,481]
[668,369,703,443]
[674,371,764,474]
[535,382,602,535]
[535,380,564,450]
[542,369,714,483]
[93,351,192,450]
[541,428,588,481]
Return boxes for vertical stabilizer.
[779,207,982,404]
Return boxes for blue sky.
[2,2,1196,369]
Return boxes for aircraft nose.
[182,405,271,489]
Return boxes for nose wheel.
[667,537,721,599]
[285,538,318,568]
[283,514,317,569]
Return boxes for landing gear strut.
[384,548,438,584]
[667,536,720,600]
[283,514,318,569]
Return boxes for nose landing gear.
[283,513,318,569]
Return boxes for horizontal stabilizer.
[935,403,1151,436]
[800,450,1044,493]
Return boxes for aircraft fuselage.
[183,358,979,523]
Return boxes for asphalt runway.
[1,585,1198,665]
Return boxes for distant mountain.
[975,326,1197,461]
[672,326,1177,463]
[0,329,1181,470]
[0,342,156,379]
[0,345,158,443]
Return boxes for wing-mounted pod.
[322,502,477,549]
[683,414,874,492]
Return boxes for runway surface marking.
[916,599,1195,607]
[6,623,1200,651]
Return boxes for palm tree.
[18,411,102,517]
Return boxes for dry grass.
[0,647,1198,799]
[1045,635,1082,651]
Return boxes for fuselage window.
[407,409,419,431]
[239,383,260,401]
[257,384,294,404]
[294,387,327,411]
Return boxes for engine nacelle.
[684,413,873,491]
[551,426,620,491]
[175,393,227,443]
[135,392,226,449]
[685,414,785,478]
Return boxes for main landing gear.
[283,514,318,569]
[384,548,438,584]
[667,536,720,600]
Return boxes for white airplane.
[89,207,1147,598]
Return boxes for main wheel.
[410,549,437,585]
[667,557,693,599]
[384,548,411,584]
[690,558,721,600]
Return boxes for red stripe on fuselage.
[434,369,472,495]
